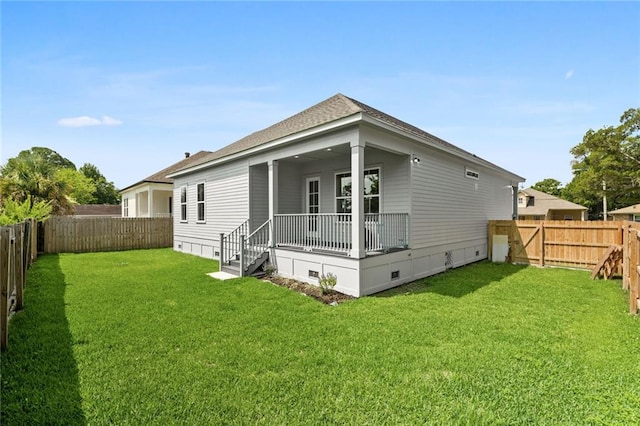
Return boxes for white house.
[168,94,525,297]
[120,151,211,218]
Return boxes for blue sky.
[2,2,638,190]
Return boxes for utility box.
[492,234,509,262]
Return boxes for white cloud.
[101,115,123,126]
[57,115,123,127]
[565,69,574,79]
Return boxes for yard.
[1,249,639,425]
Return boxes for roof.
[171,93,525,181]
[72,204,122,216]
[120,150,212,192]
[609,203,640,215]
[518,188,588,216]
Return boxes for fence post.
[1,227,10,351]
[239,235,245,277]
[539,222,545,267]
[15,224,24,311]
[623,223,630,291]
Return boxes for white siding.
[173,159,249,258]
[278,162,302,214]
[411,147,513,249]
[249,164,269,231]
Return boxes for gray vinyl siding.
[173,158,249,249]
[410,147,513,249]
[278,163,302,214]
[249,164,268,231]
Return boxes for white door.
[306,177,320,238]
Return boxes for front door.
[306,177,320,238]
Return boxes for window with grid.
[180,186,187,222]
[335,168,380,214]
[197,183,205,222]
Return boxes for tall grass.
[2,249,639,424]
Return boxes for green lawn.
[2,249,639,425]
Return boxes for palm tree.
[0,150,73,215]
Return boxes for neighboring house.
[168,93,525,297]
[517,188,587,220]
[609,203,640,222]
[119,151,211,218]
[72,204,122,218]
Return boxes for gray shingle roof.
[120,150,212,192]
[518,188,587,216]
[609,203,640,215]
[175,93,524,179]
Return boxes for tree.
[0,195,52,225]
[531,178,563,197]
[566,108,640,218]
[0,150,74,215]
[55,168,97,204]
[4,147,76,171]
[79,163,120,204]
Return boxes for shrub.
[318,272,337,294]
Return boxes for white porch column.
[268,160,279,247]
[149,189,154,218]
[351,139,365,259]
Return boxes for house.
[119,151,211,218]
[72,204,121,218]
[609,203,640,222]
[168,93,525,297]
[517,188,587,221]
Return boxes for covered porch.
[221,135,413,276]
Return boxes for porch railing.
[274,213,409,254]
[241,219,271,274]
[220,219,249,267]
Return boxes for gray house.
[169,94,524,296]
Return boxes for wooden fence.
[489,220,640,314]
[42,217,173,253]
[1,219,37,351]
[623,222,640,314]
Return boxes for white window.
[335,168,380,214]
[465,167,479,180]
[123,198,129,217]
[518,197,524,205]
[634,214,640,222]
[180,186,187,222]
[197,183,205,222]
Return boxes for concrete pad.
[207,271,239,281]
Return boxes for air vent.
[391,270,400,280]
[309,270,319,278]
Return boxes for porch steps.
[220,251,269,278]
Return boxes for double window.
[335,168,380,214]
[123,198,129,217]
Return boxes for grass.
[2,249,639,425]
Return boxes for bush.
[318,272,337,294]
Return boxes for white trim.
[334,166,382,214]
[179,186,188,222]
[305,176,321,214]
[465,167,479,180]
[168,114,363,178]
[196,182,206,223]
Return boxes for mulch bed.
[263,274,354,305]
